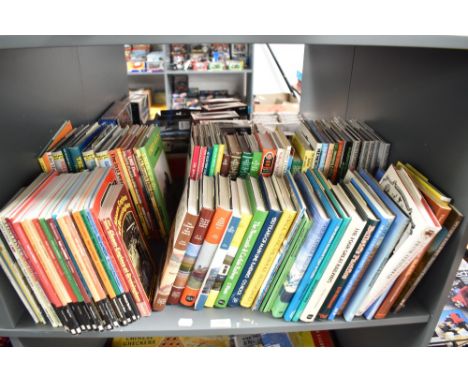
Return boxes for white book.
[299,183,367,322]
[356,164,441,314]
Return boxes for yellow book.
[240,177,297,308]
[215,142,225,175]
[292,132,314,172]
[37,156,48,172]
[288,331,315,347]
[205,204,253,307]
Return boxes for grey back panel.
[0,45,127,327]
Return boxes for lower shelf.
[0,301,430,339]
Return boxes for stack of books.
[153,162,463,324]
[0,169,157,334]
[188,117,391,183]
[36,121,173,241]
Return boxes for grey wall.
[301,44,468,345]
[0,45,128,327]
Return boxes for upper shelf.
[1,36,468,50]
[0,301,429,338]
[166,69,252,75]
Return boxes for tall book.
[204,178,252,307]
[228,176,282,307]
[270,172,330,319]
[167,175,214,304]
[241,176,297,308]
[194,179,241,310]
[214,176,268,308]
[255,132,277,177]
[152,179,199,311]
[180,175,232,306]
[355,164,441,315]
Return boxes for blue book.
[282,170,340,321]
[203,146,212,176]
[228,176,281,306]
[271,172,329,319]
[261,333,292,347]
[292,170,351,322]
[328,179,393,321]
[343,170,409,321]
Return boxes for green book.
[261,215,311,312]
[135,125,172,239]
[292,170,350,321]
[291,152,303,174]
[214,176,268,308]
[245,134,262,177]
[238,133,253,178]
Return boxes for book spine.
[180,208,232,306]
[215,211,267,308]
[204,213,252,308]
[273,148,285,176]
[168,208,214,304]
[152,213,199,311]
[197,146,207,179]
[209,145,219,176]
[329,218,389,320]
[215,144,225,175]
[299,220,363,322]
[62,147,76,172]
[250,152,262,177]
[259,217,309,313]
[109,149,124,184]
[189,145,200,180]
[69,146,85,172]
[259,149,276,177]
[348,141,361,171]
[220,151,231,177]
[318,222,375,319]
[229,153,241,179]
[194,215,240,310]
[394,219,460,313]
[313,144,322,169]
[241,210,296,308]
[82,149,97,170]
[331,141,344,183]
[229,211,280,307]
[239,152,253,178]
[52,151,69,173]
[203,147,212,176]
[338,142,352,181]
[37,156,48,172]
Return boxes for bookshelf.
[126,43,254,111]
[0,36,467,346]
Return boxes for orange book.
[255,132,277,177]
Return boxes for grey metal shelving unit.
[0,36,467,346]
[126,43,254,111]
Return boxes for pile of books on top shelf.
[153,115,463,325]
[111,330,335,347]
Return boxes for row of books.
[188,117,390,184]
[111,330,335,347]
[153,163,462,324]
[0,169,157,334]
[36,121,173,240]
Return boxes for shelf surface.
[166,69,252,75]
[127,72,165,76]
[0,301,429,339]
[1,36,468,50]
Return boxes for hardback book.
[193,179,240,310]
[228,176,282,307]
[168,175,214,304]
[255,131,277,177]
[393,206,463,314]
[215,176,268,308]
[291,131,314,172]
[152,179,199,311]
[204,178,252,307]
[272,171,332,320]
[180,175,233,306]
[244,133,262,177]
[294,170,351,322]
[241,176,297,308]
[219,135,231,177]
[134,125,173,240]
[340,170,398,322]
[326,180,383,320]
[300,120,322,170]
[259,180,309,313]
[298,181,366,322]
[355,164,441,316]
[225,134,242,179]
[321,121,346,184]
[314,121,336,179]
[237,133,253,179]
[269,130,288,176]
